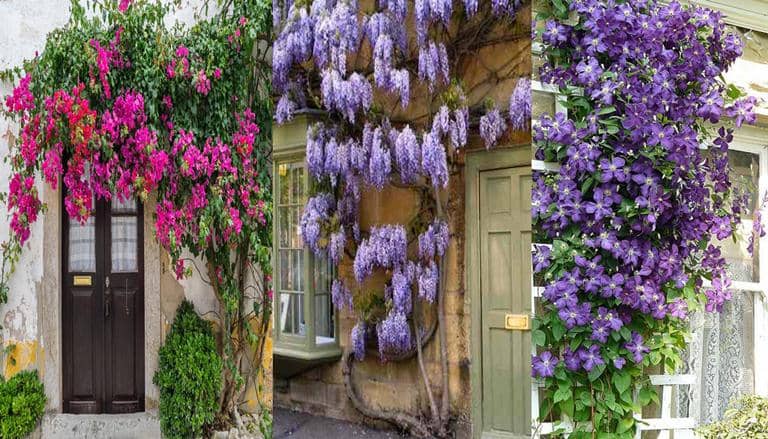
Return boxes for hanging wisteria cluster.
[275,0,531,368]
[532,0,758,434]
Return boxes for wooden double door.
[62,196,145,414]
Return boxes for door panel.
[480,167,532,438]
[63,195,144,414]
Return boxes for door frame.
[60,194,146,413]
[466,145,531,439]
[44,183,162,414]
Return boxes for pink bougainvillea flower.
[195,70,211,95]
[118,0,131,12]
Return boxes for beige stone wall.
[276,4,532,435]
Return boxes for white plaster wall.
[0,0,215,360]
[0,0,71,344]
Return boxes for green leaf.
[616,417,635,434]
[551,319,566,342]
[532,329,547,347]
[554,386,571,403]
[613,371,631,394]
[588,363,606,382]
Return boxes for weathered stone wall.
[275,5,532,436]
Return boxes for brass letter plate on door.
[505,314,530,330]
[73,275,92,286]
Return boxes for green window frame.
[272,112,342,362]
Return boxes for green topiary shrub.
[154,301,223,439]
[697,395,768,439]
[0,370,46,439]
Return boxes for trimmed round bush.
[0,370,46,439]
[153,301,222,439]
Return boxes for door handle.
[104,276,111,319]
[505,314,530,330]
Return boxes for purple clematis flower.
[532,351,559,378]
[625,332,650,363]
[579,345,605,372]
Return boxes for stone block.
[289,379,328,407]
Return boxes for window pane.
[279,249,303,291]
[277,161,307,338]
[721,150,759,282]
[111,216,138,272]
[680,290,754,424]
[279,293,304,336]
[314,256,334,344]
[292,165,304,204]
[278,164,291,204]
[315,294,334,343]
[533,90,556,120]
[69,217,96,272]
[111,196,137,213]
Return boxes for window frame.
[272,113,342,361]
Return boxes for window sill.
[273,345,342,379]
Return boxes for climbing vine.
[274,0,529,437]
[1,0,273,431]
[532,0,760,436]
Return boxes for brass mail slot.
[73,275,92,286]
[505,314,530,330]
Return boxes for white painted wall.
[0,0,70,344]
[0,0,215,356]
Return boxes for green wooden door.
[479,166,532,439]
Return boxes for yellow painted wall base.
[3,340,41,379]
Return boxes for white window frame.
[726,128,768,397]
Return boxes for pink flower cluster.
[8,174,40,244]
[3,25,268,283]
[89,28,127,99]
[156,109,265,261]
[4,74,34,113]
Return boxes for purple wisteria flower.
[351,321,366,361]
[392,266,413,314]
[418,220,449,260]
[418,261,438,303]
[368,127,392,189]
[377,311,412,359]
[332,279,353,311]
[300,194,335,254]
[479,108,507,149]
[353,225,407,282]
[394,126,421,183]
[421,132,448,188]
[508,77,531,131]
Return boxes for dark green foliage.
[0,370,47,439]
[154,301,223,439]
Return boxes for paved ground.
[274,408,410,439]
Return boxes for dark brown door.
[63,195,145,414]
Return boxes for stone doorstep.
[40,412,161,439]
